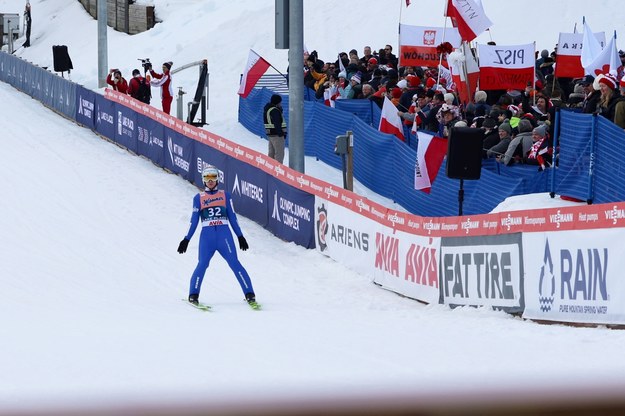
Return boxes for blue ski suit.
[184,187,254,298]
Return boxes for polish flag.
[414,131,447,193]
[445,0,493,42]
[238,49,271,98]
[447,43,480,104]
[477,43,534,90]
[555,31,606,78]
[585,33,620,77]
[378,97,405,142]
[399,24,461,68]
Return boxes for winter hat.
[455,121,468,128]
[391,87,402,99]
[396,79,408,89]
[443,92,455,104]
[597,73,618,90]
[508,104,520,116]
[533,125,547,137]
[474,90,487,103]
[270,94,282,105]
[518,119,533,133]
[498,122,512,135]
[407,75,421,87]
[387,69,399,79]
[132,69,140,76]
[368,57,378,65]
[541,49,549,59]
[372,86,387,98]
[426,77,436,88]
[338,71,347,79]
[163,61,173,70]
[351,72,362,84]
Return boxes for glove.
[238,236,249,251]
[177,238,189,254]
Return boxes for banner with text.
[267,179,315,249]
[399,24,462,67]
[477,43,534,90]
[555,32,607,78]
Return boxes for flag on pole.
[585,33,620,77]
[555,31,606,78]
[238,49,271,98]
[581,20,603,71]
[414,132,447,193]
[477,43,534,90]
[399,24,462,67]
[448,44,480,104]
[378,97,405,142]
[445,0,493,42]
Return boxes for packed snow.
[1,0,625,414]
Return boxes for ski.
[182,299,212,311]
[247,300,262,310]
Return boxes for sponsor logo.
[168,137,190,172]
[316,204,328,251]
[461,218,480,234]
[375,233,399,277]
[231,174,263,204]
[537,238,609,315]
[78,96,94,118]
[549,210,574,229]
[501,214,523,231]
[405,239,438,288]
[605,205,625,225]
[272,190,311,231]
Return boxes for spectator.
[127,69,151,104]
[359,46,374,66]
[501,119,534,165]
[525,124,552,169]
[614,76,625,129]
[368,68,383,91]
[360,84,374,99]
[379,44,398,68]
[361,57,379,84]
[595,73,621,122]
[150,61,173,114]
[578,75,600,114]
[263,94,287,163]
[481,117,500,157]
[421,92,444,132]
[23,2,32,48]
[106,68,129,94]
[438,103,462,138]
[567,83,585,108]
[486,122,512,159]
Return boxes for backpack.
[136,77,151,104]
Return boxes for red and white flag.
[581,20,603,71]
[585,33,620,77]
[238,49,271,98]
[378,97,405,142]
[477,43,534,90]
[447,43,479,104]
[445,0,493,42]
[399,24,461,67]
[555,31,606,78]
[414,132,447,193]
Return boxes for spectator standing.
[579,75,600,114]
[150,61,174,114]
[501,119,534,165]
[23,2,32,48]
[595,74,621,122]
[263,94,287,163]
[127,69,151,104]
[106,69,129,94]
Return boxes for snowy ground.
[2,1,625,414]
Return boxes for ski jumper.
[184,188,254,298]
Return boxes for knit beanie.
[498,122,512,135]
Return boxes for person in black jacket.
[263,94,287,163]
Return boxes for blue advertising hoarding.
[136,114,165,166]
[95,94,116,140]
[267,178,315,248]
[114,102,138,153]
[226,158,269,227]
[75,85,96,129]
[163,127,194,181]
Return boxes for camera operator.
[149,61,174,115]
[106,68,129,94]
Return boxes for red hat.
[391,87,402,99]
[372,86,387,98]
[598,73,617,90]
[408,75,421,87]
[368,57,378,65]
[426,77,436,88]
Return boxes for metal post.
[346,130,354,191]
[8,26,13,54]
[97,0,108,88]
[287,0,304,173]
[177,87,186,120]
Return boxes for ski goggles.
[203,173,218,182]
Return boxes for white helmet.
[202,165,219,184]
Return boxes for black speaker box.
[52,45,73,73]
[446,127,483,180]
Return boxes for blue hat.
[577,75,595,85]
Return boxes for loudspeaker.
[52,45,73,73]
[446,127,483,180]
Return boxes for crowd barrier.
[3,49,625,326]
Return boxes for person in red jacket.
[106,69,129,94]
[150,61,173,114]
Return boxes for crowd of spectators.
[301,45,625,168]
